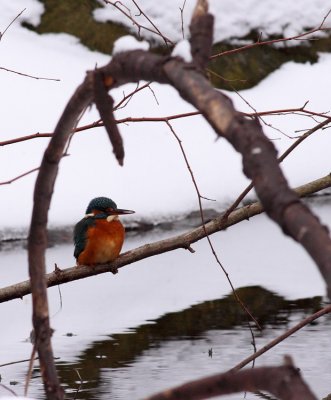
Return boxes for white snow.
[0,0,44,28]
[0,398,35,400]
[94,0,331,43]
[0,0,330,232]
[171,39,192,62]
[112,35,149,54]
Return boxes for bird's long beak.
[111,208,135,215]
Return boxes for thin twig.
[131,0,170,48]
[73,369,83,400]
[0,167,40,185]
[0,66,60,81]
[210,8,331,60]
[103,0,173,45]
[0,153,70,186]
[24,343,37,397]
[0,357,39,368]
[1,110,329,188]
[222,117,331,221]
[0,8,25,40]
[231,303,331,371]
[0,384,17,397]
[167,119,260,331]
[207,68,290,138]
[179,0,187,39]
[114,81,152,110]
[2,105,330,148]
[278,118,331,162]
[144,357,317,400]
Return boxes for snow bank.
[0,1,330,230]
[94,0,331,43]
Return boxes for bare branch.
[0,166,39,185]
[1,110,329,188]
[143,358,317,400]
[131,0,170,48]
[24,344,37,397]
[222,117,331,220]
[210,8,331,60]
[0,132,53,146]
[114,80,152,110]
[166,119,260,331]
[179,0,187,39]
[1,105,329,148]
[0,384,18,397]
[0,66,60,81]
[231,303,331,372]
[2,173,330,304]
[319,8,331,29]
[0,8,25,41]
[102,0,173,45]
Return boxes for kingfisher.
[74,196,135,266]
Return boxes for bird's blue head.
[86,197,135,215]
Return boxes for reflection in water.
[29,286,323,399]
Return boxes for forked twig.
[231,303,331,372]
[102,0,173,45]
[166,119,261,337]
[179,0,187,39]
[131,0,170,47]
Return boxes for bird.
[74,196,135,266]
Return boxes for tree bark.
[143,358,317,400]
[1,174,329,304]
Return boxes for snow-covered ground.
[0,0,330,232]
[94,0,331,43]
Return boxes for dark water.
[53,287,331,399]
[7,286,329,400]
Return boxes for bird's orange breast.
[77,219,125,266]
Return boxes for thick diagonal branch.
[143,358,317,400]
[4,174,330,304]
[98,49,331,297]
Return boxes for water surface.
[1,203,330,399]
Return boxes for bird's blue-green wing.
[73,217,94,259]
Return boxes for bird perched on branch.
[74,197,135,266]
